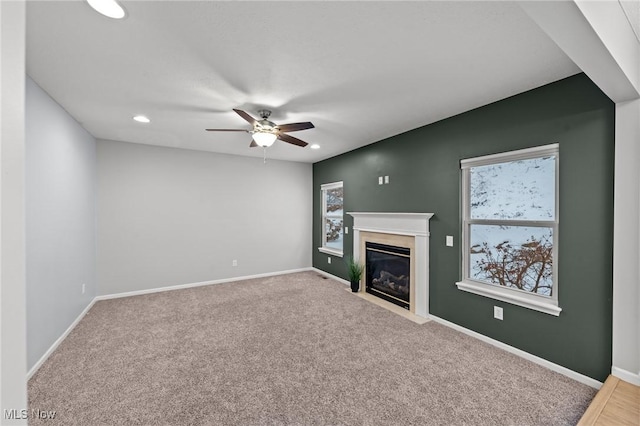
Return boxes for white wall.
[25,77,97,370]
[97,140,312,295]
[613,98,640,381]
[0,1,28,422]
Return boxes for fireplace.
[366,242,410,310]
[348,212,434,319]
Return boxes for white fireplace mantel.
[348,212,434,319]
[348,212,434,237]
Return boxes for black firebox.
[365,242,410,310]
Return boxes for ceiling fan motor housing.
[257,109,272,119]
[255,119,278,133]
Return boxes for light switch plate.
[378,176,383,185]
[446,236,454,247]
[384,176,389,184]
[345,227,349,234]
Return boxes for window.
[319,181,344,257]
[456,144,561,316]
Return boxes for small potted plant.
[347,256,364,292]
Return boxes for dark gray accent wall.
[313,74,614,381]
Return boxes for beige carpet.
[29,272,595,425]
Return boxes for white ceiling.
[26,1,580,163]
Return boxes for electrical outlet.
[82,283,85,294]
[378,176,383,185]
[328,257,331,264]
[494,306,503,320]
[232,260,238,267]
[384,175,389,184]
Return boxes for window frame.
[456,144,562,316]
[318,181,344,257]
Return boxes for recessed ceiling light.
[310,144,320,149]
[133,115,150,123]
[86,0,126,19]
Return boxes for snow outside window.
[319,182,344,257]
[456,144,561,316]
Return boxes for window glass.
[321,182,343,254]
[470,156,555,221]
[470,225,554,296]
[325,218,343,250]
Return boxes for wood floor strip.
[578,375,640,426]
[579,376,620,425]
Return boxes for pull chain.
[263,147,267,164]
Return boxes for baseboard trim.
[429,315,603,390]
[95,267,313,301]
[312,267,349,286]
[27,297,97,380]
[611,366,640,386]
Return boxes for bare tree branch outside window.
[471,230,553,296]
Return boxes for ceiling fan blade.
[250,140,258,148]
[277,122,314,133]
[278,133,308,147]
[233,109,257,126]
[205,129,249,132]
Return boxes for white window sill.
[455,280,562,316]
[318,247,343,258]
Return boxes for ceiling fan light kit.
[206,108,315,151]
[252,131,277,147]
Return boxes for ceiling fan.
[206,109,314,148]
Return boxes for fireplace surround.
[348,212,434,318]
